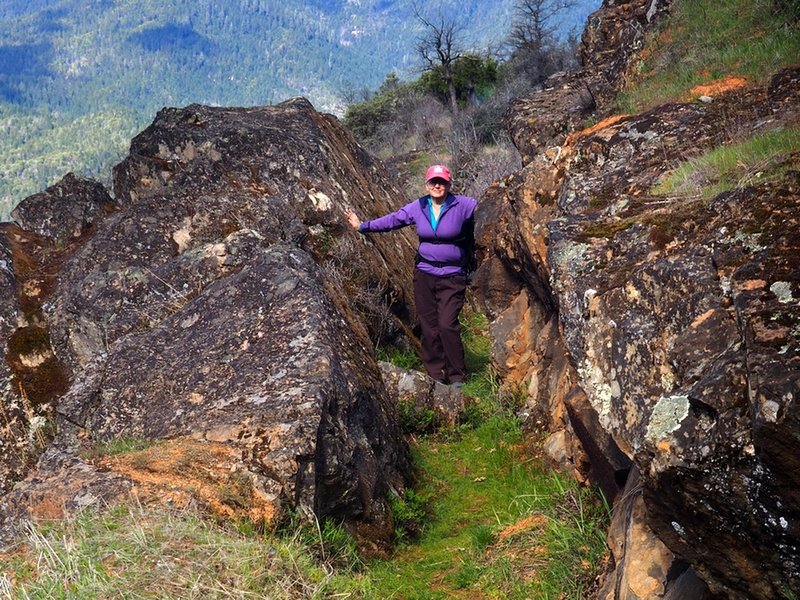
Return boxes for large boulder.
[2,242,409,547]
[474,0,800,595]
[44,98,418,376]
[0,98,417,549]
[550,141,799,599]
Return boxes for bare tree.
[413,4,464,115]
[507,0,578,85]
[509,0,576,52]
[341,84,372,105]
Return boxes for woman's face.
[426,178,450,202]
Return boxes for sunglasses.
[426,178,450,187]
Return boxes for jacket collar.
[421,192,457,210]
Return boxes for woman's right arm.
[346,202,416,233]
[346,210,362,230]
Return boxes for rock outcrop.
[0,232,31,490]
[10,173,116,246]
[474,0,799,598]
[0,98,418,549]
[379,361,472,431]
[1,1,796,594]
[0,173,111,497]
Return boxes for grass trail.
[353,311,609,599]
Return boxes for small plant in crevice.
[318,519,363,572]
[497,382,528,415]
[389,488,431,543]
[397,397,440,434]
[375,345,424,371]
[320,233,406,348]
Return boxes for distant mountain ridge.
[0,0,599,213]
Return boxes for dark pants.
[413,269,467,383]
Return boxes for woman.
[346,165,477,387]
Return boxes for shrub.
[418,53,501,108]
[389,488,430,542]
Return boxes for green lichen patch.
[574,218,637,242]
[575,190,712,247]
[646,395,690,445]
[770,281,796,305]
[587,193,619,211]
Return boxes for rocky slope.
[473,0,799,598]
[0,98,421,550]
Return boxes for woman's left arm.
[462,200,477,277]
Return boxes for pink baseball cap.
[425,164,451,182]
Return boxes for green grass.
[1,503,359,599]
[359,416,608,599]
[653,126,800,198]
[461,309,492,375]
[77,437,158,466]
[95,437,155,456]
[617,0,800,113]
[2,310,610,599]
[376,346,424,371]
[397,398,441,434]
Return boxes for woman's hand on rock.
[346,210,361,230]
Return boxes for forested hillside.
[0,0,599,216]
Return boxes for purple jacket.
[360,193,477,277]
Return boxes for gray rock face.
[10,173,115,246]
[45,99,418,376]
[50,242,407,530]
[0,98,416,549]
[546,78,800,599]
[475,0,800,596]
[0,232,32,491]
[0,188,99,493]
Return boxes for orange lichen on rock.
[738,279,767,291]
[96,437,276,526]
[566,114,631,147]
[688,77,748,99]
[28,495,67,522]
[497,513,548,540]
